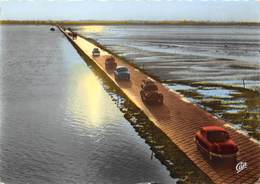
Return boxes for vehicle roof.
[106,56,114,60]
[116,66,128,69]
[201,126,227,132]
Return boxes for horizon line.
[1,20,260,25]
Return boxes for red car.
[195,126,238,160]
[68,32,77,40]
[105,57,117,70]
[140,79,163,105]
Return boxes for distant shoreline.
[1,20,260,26]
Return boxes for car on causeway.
[114,66,130,81]
[195,126,238,160]
[105,57,117,70]
[92,48,100,57]
[50,27,55,31]
[68,32,77,40]
[140,79,163,105]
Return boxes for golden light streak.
[68,64,109,128]
[82,26,106,33]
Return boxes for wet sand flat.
[73,25,260,89]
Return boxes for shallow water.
[166,83,260,140]
[73,25,260,89]
[196,88,235,98]
[0,25,176,184]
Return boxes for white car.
[92,48,100,57]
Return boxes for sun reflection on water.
[81,26,106,33]
[68,64,110,128]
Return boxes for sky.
[0,0,260,22]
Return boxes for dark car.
[50,27,55,31]
[140,79,163,105]
[68,32,77,40]
[195,126,238,160]
[92,48,100,57]
[105,57,117,70]
[114,66,130,81]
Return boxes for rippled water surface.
[73,25,260,89]
[0,25,176,184]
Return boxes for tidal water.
[73,25,260,89]
[0,25,176,184]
